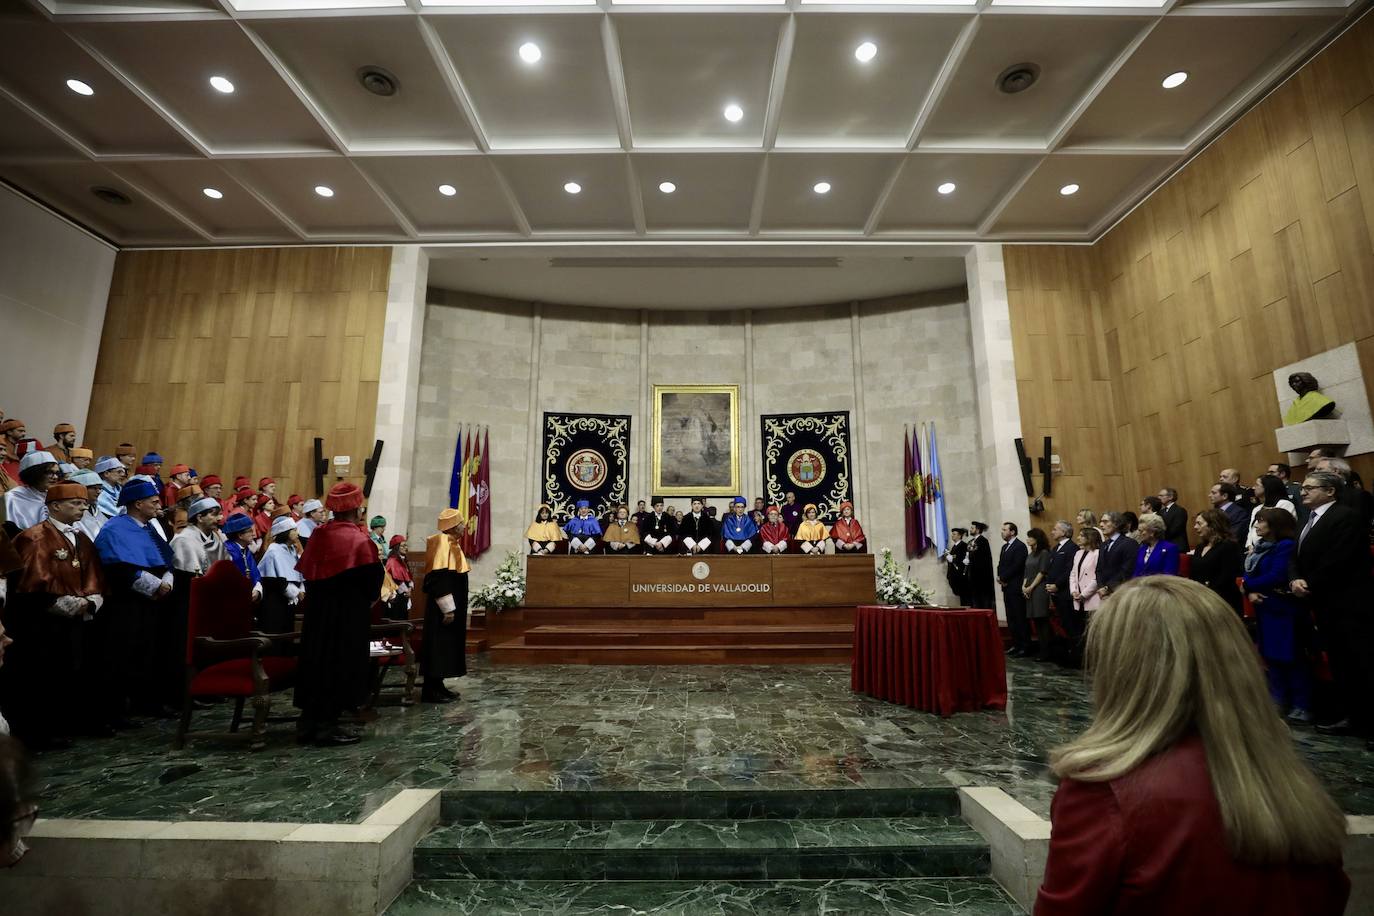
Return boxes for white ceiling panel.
[68,20,335,154]
[920,14,1149,146]
[1064,13,1333,148]
[247,16,476,151]
[878,153,1033,231]
[224,157,406,235]
[761,152,901,231]
[0,19,195,155]
[990,153,1172,234]
[0,161,193,243]
[616,13,782,148]
[354,155,520,234]
[428,14,619,149]
[109,160,295,239]
[633,152,760,231]
[775,13,970,148]
[495,153,633,231]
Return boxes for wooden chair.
[174,560,298,752]
[368,598,418,707]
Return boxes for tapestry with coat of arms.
[541,413,631,521]
[760,412,853,519]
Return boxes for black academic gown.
[641,511,678,551]
[257,578,295,635]
[420,568,468,680]
[295,564,383,727]
[946,541,970,605]
[676,512,718,554]
[781,503,802,535]
[967,535,995,609]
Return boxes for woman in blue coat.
[1243,507,1309,723]
[1132,513,1180,577]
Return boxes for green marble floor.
[29,656,1374,824]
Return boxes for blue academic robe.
[225,539,261,586]
[563,515,603,538]
[720,513,759,542]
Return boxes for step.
[387,877,1021,914]
[413,815,988,880]
[523,624,853,647]
[488,639,852,665]
[441,788,961,822]
[464,636,488,654]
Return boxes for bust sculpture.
[1283,372,1337,425]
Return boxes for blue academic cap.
[731,496,747,506]
[118,477,159,506]
[141,452,164,464]
[223,513,254,535]
[576,500,590,509]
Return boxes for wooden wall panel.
[84,246,390,502]
[1007,14,1374,520]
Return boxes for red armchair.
[174,560,298,752]
[368,597,417,707]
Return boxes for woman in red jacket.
[1036,575,1348,916]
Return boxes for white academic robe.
[4,487,47,531]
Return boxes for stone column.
[965,244,1030,620]
[368,245,429,541]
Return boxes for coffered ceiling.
[0,0,1364,248]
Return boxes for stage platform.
[493,554,876,664]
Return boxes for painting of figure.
[653,385,739,495]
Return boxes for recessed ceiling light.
[813,181,831,195]
[723,103,744,123]
[209,75,235,94]
[314,185,335,198]
[854,41,877,63]
[438,184,457,197]
[202,187,224,200]
[658,181,676,194]
[1161,70,1188,89]
[66,78,93,96]
[1059,183,1079,196]
[519,42,542,64]
[564,181,581,195]
[937,181,956,195]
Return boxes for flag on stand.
[475,427,492,556]
[912,423,927,556]
[903,428,917,558]
[462,429,481,555]
[927,423,948,557]
[447,424,466,511]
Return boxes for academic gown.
[258,542,305,635]
[94,513,175,717]
[421,535,469,682]
[720,513,760,551]
[945,541,970,605]
[677,512,718,553]
[966,535,996,609]
[640,511,678,550]
[759,521,790,552]
[780,503,802,535]
[294,521,383,730]
[830,516,866,551]
[384,553,413,619]
[3,486,47,537]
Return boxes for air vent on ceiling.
[996,63,1040,95]
[90,186,131,206]
[549,257,842,269]
[357,66,399,97]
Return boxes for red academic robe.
[760,521,790,549]
[831,516,866,548]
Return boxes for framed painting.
[651,384,740,496]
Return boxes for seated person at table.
[830,501,865,552]
[564,500,602,555]
[721,496,759,553]
[525,504,564,555]
[603,505,641,553]
[760,506,790,553]
[796,504,831,555]
[677,497,717,555]
[641,496,677,553]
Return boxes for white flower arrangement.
[469,551,526,612]
[875,547,934,607]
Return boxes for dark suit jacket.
[1337,486,1374,530]
[1046,538,1078,591]
[997,538,1027,589]
[1221,501,1250,542]
[1097,534,1135,589]
[1160,503,1189,551]
[1289,503,1371,616]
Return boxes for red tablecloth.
[851,605,1008,716]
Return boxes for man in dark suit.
[1289,471,1374,744]
[1043,520,1079,662]
[640,496,678,553]
[1210,482,1250,542]
[997,522,1030,657]
[1095,511,1134,600]
[1317,457,1374,530]
[1219,468,1255,512]
[1157,488,1190,552]
[1267,462,1305,522]
[676,497,717,555]
[966,521,995,610]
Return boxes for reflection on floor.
[34,656,1374,825]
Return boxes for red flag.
[459,428,474,554]
[466,433,480,556]
[476,427,492,556]
[912,422,927,556]
[904,428,917,558]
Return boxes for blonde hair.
[1051,576,1345,866]
[1136,512,1166,537]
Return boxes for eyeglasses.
[1299,484,1331,492]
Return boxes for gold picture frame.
[651,384,740,496]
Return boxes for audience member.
[1188,509,1243,616]
[1156,488,1189,552]
[1069,526,1102,617]
[1219,467,1255,509]
[1044,520,1078,656]
[1210,482,1250,540]
[998,522,1030,656]
[1243,508,1309,724]
[1315,457,1374,529]
[1074,509,1098,533]
[1247,474,1297,549]
[1267,462,1304,514]
[1132,513,1180,577]
[1021,527,1053,661]
[1035,577,1349,916]
[1094,512,1134,601]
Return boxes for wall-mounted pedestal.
[1276,418,1351,457]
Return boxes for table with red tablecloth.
[851,605,1008,716]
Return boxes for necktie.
[1299,510,1318,547]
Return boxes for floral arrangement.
[875,547,934,607]
[469,551,525,612]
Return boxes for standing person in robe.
[94,477,175,722]
[631,500,650,531]
[160,465,192,511]
[966,521,996,610]
[140,453,165,493]
[420,508,469,704]
[721,497,760,553]
[796,504,831,555]
[46,423,77,465]
[1,482,104,749]
[296,499,325,542]
[678,497,717,555]
[830,501,866,553]
[114,443,137,473]
[781,492,802,534]
[4,453,60,537]
[0,419,25,482]
[93,457,125,522]
[525,504,564,555]
[760,506,790,554]
[69,448,93,472]
[223,513,263,602]
[564,501,602,555]
[945,528,970,605]
[294,483,383,746]
[258,515,304,634]
[603,505,641,553]
[369,516,388,554]
[253,494,278,540]
[231,488,257,519]
[171,498,225,578]
[287,495,305,521]
[640,497,677,554]
[68,471,105,542]
[164,496,218,711]
[200,475,223,509]
[384,536,412,618]
[258,477,278,504]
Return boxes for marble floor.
[31,656,1374,824]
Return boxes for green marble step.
[441,787,962,822]
[414,816,988,880]
[387,877,1023,915]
